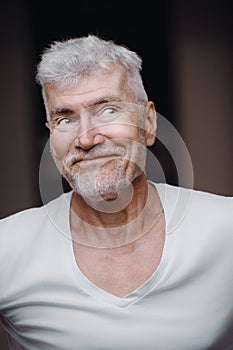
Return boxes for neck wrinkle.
[70,178,163,248]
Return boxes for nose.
[73,115,106,150]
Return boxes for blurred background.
[0,0,232,347]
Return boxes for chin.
[67,158,143,200]
[96,180,130,201]
[72,175,135,213]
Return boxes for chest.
[73,229,165,297]
[4,279,232,350]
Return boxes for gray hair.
[36,34,148,103]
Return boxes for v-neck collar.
[47,182,175,307]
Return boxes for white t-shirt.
[0,183,232,350]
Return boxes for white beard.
[50,139,147,212]
[71,158,143,212]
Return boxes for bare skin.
[73,207,165,297]
[71,179,165,297]
[45,65,165,297]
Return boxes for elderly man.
[0,35,232,350]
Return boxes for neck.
[70,176,163,248]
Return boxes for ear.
[144,101,157,146]
[45,121,51,130]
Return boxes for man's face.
[45,66,156,203]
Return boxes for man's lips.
[63,144,126,169]
[71,154,122,166]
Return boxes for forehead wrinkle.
[62,87,105,97]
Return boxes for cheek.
[50,132,71,160]
[108,124,140,141]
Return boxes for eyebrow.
[50,107,74,119]
[50,96,122,118]
[90,96,122,106]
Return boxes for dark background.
[0,0,232,347]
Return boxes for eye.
[100,106,118,118]
[106,107,116,113]
[53,116,78,131]
[57,117,72,126]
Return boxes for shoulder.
[0,192,72,252]
[0,192,72,302]
[154,183,233,272]
[155,182,232,213]
[154,182,233,234]
[184,186,232,222]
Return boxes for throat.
[71,174,148,226]
[70,179,164,248]
[72,212,165,297]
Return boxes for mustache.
[64,145,126,167]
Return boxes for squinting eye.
[57,117,72,126]
[105,107,116,114]
[101,107,118,117]
[53,117,79,131]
